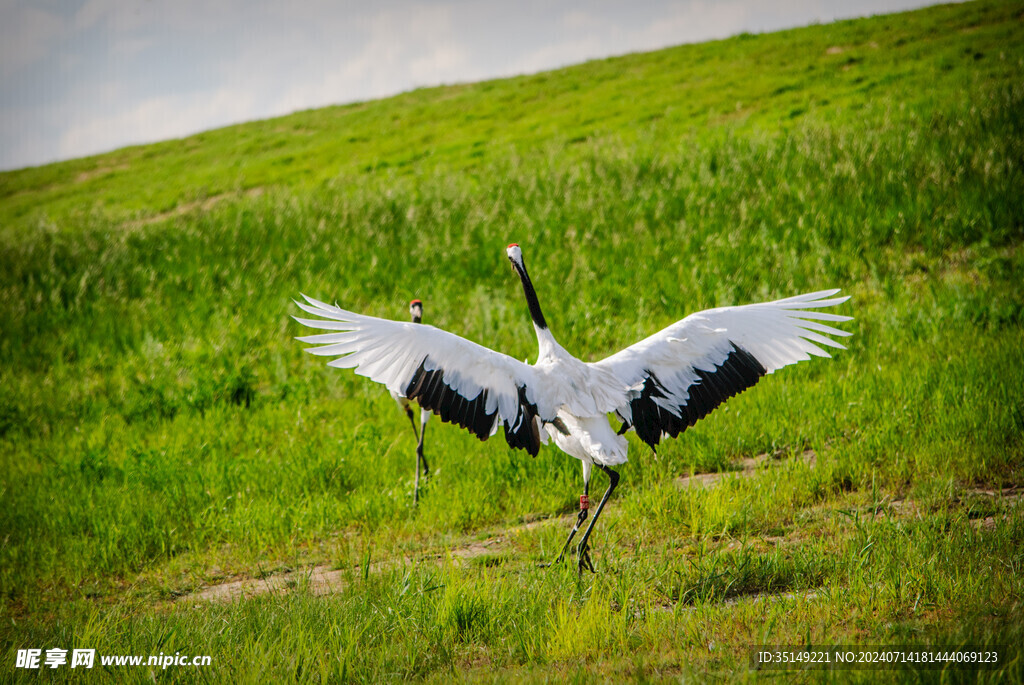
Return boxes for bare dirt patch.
[967,487,1022,500]
[122,187,264,229]
[181,514,571,604]
[675,449,815,489]
[967,487,1021,530]
[885,487,1021,528]
[75,164,130,183]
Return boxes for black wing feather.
[627,342,768,451]
[404,358,541,454]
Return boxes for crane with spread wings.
[294,243,852,572]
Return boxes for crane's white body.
[295,244,852,569]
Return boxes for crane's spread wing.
[293,295,550,455]
[593,289,852,450]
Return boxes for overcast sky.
[0,0,941,172]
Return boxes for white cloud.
[508,1,751,76]
[270,3,479,114]
[56,87,259,160]
[409,44,471,86]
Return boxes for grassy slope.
[1,0,1023,681]
[1,0,1021,225]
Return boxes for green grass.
[2,0,1023,681]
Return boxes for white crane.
[389,299,431,504]
[294,243,852,572]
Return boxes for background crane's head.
[409,299,422,323]
[506,243,524,273]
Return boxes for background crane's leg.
[406,407,423,505]
[405,406,419,440]
[417,408,429,479]
[574,465,619,574]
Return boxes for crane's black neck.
[412,314,422,324]
[514,260,548,330]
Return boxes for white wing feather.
[594,289,853,424]
[293,294,550,427]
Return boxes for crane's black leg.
[406,407,423,505]
[405,407,419,440]
[574,465,619,574]
[417,412,429,479]
[542,481,591,567]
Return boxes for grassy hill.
[2,0,1023,681]
[2,0,1021,227]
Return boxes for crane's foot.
[418,448,430,481]
[576,542,595,574]
[538,548,569,569]
[540,507,589,568]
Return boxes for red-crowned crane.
[389,299,431,504]
[294,244,852,572]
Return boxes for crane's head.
[409,299,422,323]
[506,243,524,272]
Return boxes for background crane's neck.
[514,259,559,359]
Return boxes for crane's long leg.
[405,406,420,440]
[405,407,423,505]
[574,465,619,574]
[417,408,429,479]
[545,480,590,567]
[542,462,592,568]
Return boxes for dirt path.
[178,453,1020,604]
[182,451,817,604]
[675,449,816,488]
[122,187,264,229]
[181,515,565,604]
